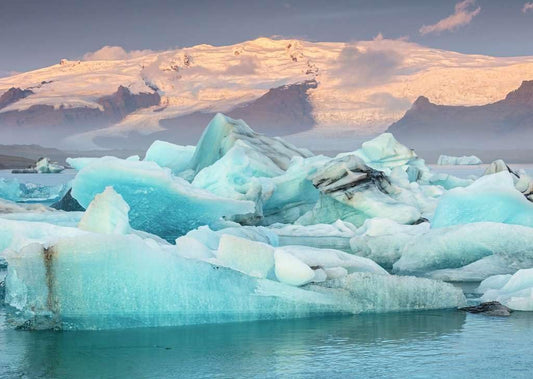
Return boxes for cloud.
[83,46,154,61]
[523,2,533,13]
[419,0,481,35]
[333,45,403,87]
[367,93,412,112]
[224,56,259,75]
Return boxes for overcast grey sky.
[0,0,531,74]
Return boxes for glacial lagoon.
[2,116,533,378]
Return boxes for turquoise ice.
[70,156,255,240]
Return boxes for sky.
[0,0,532,74]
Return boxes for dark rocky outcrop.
[459,301,512,317]
[0,154,35,169]
[50,189,85,212]
[0,87,34,110]
[97,85,161,122]
[0,86,160,137]
[127,80,319,149]
[387,80,533,162]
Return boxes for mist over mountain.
[387,80,533,162]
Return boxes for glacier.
[5,112,533,330]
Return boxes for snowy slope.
[1,37,533,148]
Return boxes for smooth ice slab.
[217,234,275,278]
[70,156,255,240]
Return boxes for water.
[1,304,532,378]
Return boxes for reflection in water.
[2,310,464,377]
[2,304,533,377]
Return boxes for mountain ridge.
[1,37,533,149]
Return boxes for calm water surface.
[1,304,533,378]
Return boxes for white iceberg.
[437,155,482,165]
[479,269,533,311]
[35,157,65,173]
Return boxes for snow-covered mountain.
[1,37,533,149]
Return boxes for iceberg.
[12,114,531,330]
[350,218,429,269]
[393,222,533,276]
[35,157,65,173]
[483,160,533,201]
[431,172,533,228]
[479,269,533,311]
[144,140,195,175]
[297,154,422,227]
[437,155,482,165]
[188,113,312,174]
[2,231,465,330]
[78,187,131,234]
[354,133,418,172]
[0,178,67,203]
[70,156,255,240]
